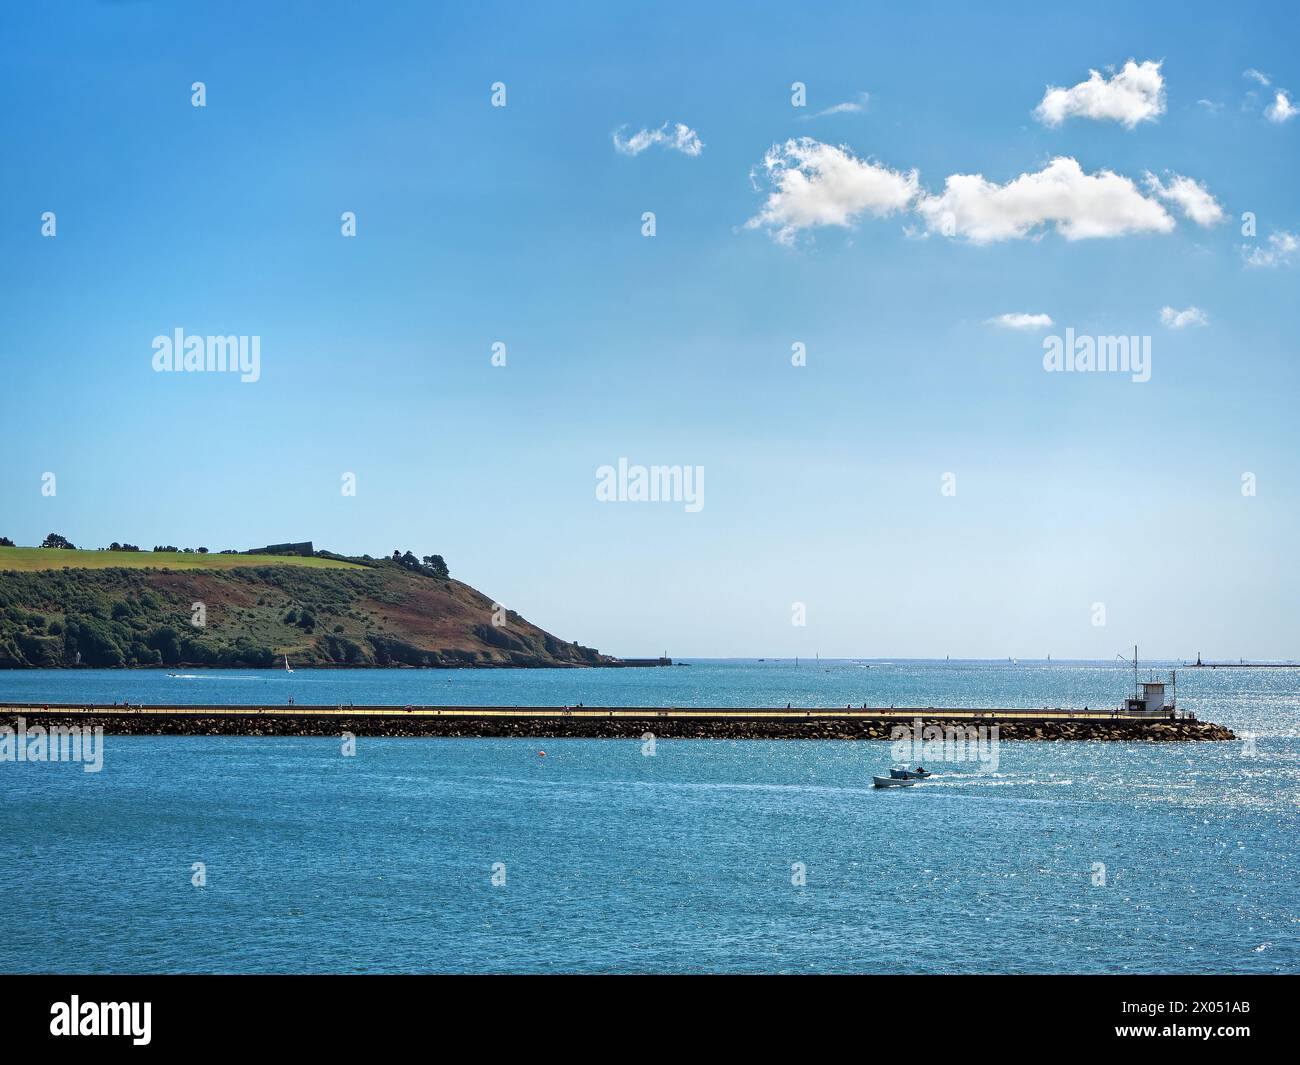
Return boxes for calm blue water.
[1,662,1296,973]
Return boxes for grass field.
[0,546,362,572]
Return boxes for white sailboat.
[284,654,294,674]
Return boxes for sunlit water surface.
[1,661,1295,973]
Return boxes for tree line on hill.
[29,532,216,553]
[391,550,449,579]
[3,534,451,579]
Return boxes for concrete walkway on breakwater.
[0,701,1191,722]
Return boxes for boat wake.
[925,777,1075,788]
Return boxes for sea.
[0,660,1295,974]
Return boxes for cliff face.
[0,563,612,668]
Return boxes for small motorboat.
[873,775,915,788]
[889,766,932,780]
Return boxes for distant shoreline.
[0,661,647,671]
[3,657,1295,670]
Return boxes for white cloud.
[987,312,1053,330]
[745,138,918,245]
[807,93,870,119]
[613,122,704,157]
[1197,99,1223,114]
[1265,90,1298,123]
[1243,68,1272,87]
[914,157,1174,243]
[1034,59,1165,128]
[1144,172,1226,227]
[1160,306,1208,328]
[1242,230,1298,268]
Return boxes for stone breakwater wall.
[2,712,1236,741]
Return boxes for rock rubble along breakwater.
[0,706,1236,741]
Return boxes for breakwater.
[0,703,1236,741]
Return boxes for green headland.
[0,536,611,669]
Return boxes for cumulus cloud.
[1265,90,1298,122]
[745,143,1219,247]
[1144,172,1226,227]
[745,138,919,245]
[987,312,1054,330]
[1243,68,1272,87]
[1160,306,1208,328]
[1242,230,1298,268]
[612,122,704,157]
[1034,59,1166,128]
[914,157,1174,243]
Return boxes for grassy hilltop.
[0,545,359,573]
[0,542,611,669]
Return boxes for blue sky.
[1,1,1297,659]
